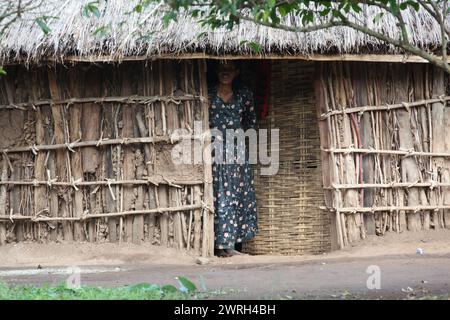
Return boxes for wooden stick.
[68,68,85,241]
[395,65,422,232]
[135,104,154,244]
[355,62,376,235]
[180,189,189,248]
[121,68,135,244]
[326,182,450,189]
[0,158,8,244]
[81,66,100,240]
[10,159,23,241]
[0,135,197,154]
[133,142,145,244]
[193,185,202,253]
[3,78,25,242]
[322,205,450,213]
[322,148,450,158]
[143,66,156,243]
[0,179,203,187]
[158,185,169,246]
[116,103,123,243]
[119,216,123,245]
[172,188,183,249]
[315,64,343,249]
[339,62,360,243]
[199,59,215,257]
[0,204,202,221]
[31,70,47,242]
[0,94,207,110]
[157,60,170,247]
[130,70,145,244]
[430,68,450,229]
[105,102,118,242]
[411,65,431,231]
[317,64,338,249]
[48,68,73,241]
[187,187,193,250]
[319,96,449,119]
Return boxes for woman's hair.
[208,60,243,92]
[214,60,241,73]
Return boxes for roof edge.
[3,53,433,65]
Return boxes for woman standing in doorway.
[208,61,258,257]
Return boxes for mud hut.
[0,1,449,256]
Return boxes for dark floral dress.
[208,85,258,249]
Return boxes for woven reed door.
[0,60,214,256]
[243,61,331,255]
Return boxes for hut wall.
[0,60,214,256]
[243,61,331,255]
[316,62,450,249]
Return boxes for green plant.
[0,278,212,300]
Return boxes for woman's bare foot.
[225,249,247,256]
[214,249,232,258]
[215,248,249,257]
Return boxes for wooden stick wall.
[0,60,214,256]
[315,62,450,249]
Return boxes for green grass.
[0,278,218,300]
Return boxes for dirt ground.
[1,230,450,299]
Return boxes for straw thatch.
[0,0,447,63]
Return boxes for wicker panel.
[243,61,331,255]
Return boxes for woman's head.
[216,61,240,86]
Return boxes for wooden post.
[3,79,25,242]
[147,185,157,242]
[82,67,102,241]
[394,65,422,232]
[121,66,136,243]
[171,188,183,249]
[133,146,145,244]
[10,159,23,241]
[103,68,119,242]
[199,59,214,257]
[159,185,169,246]
[430,67,450,228]
[135,107,155,243]
[193,185,202,253]
[48,68,73,241]
[157,60,170,246]
[335,63,360,243]
[0,158,7,244]
[122,107,135,243]
[314,62,339,250]
[355,63,376,235]
[81,71,101,174]
[105,102,118,242]
[443,104,450,229]
[68,68,85,241]
[411,64,430,230]
[31,69,48,242]
[325,63,345,248]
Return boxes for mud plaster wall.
[0,60,214,255]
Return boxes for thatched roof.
[0,0,447,63]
